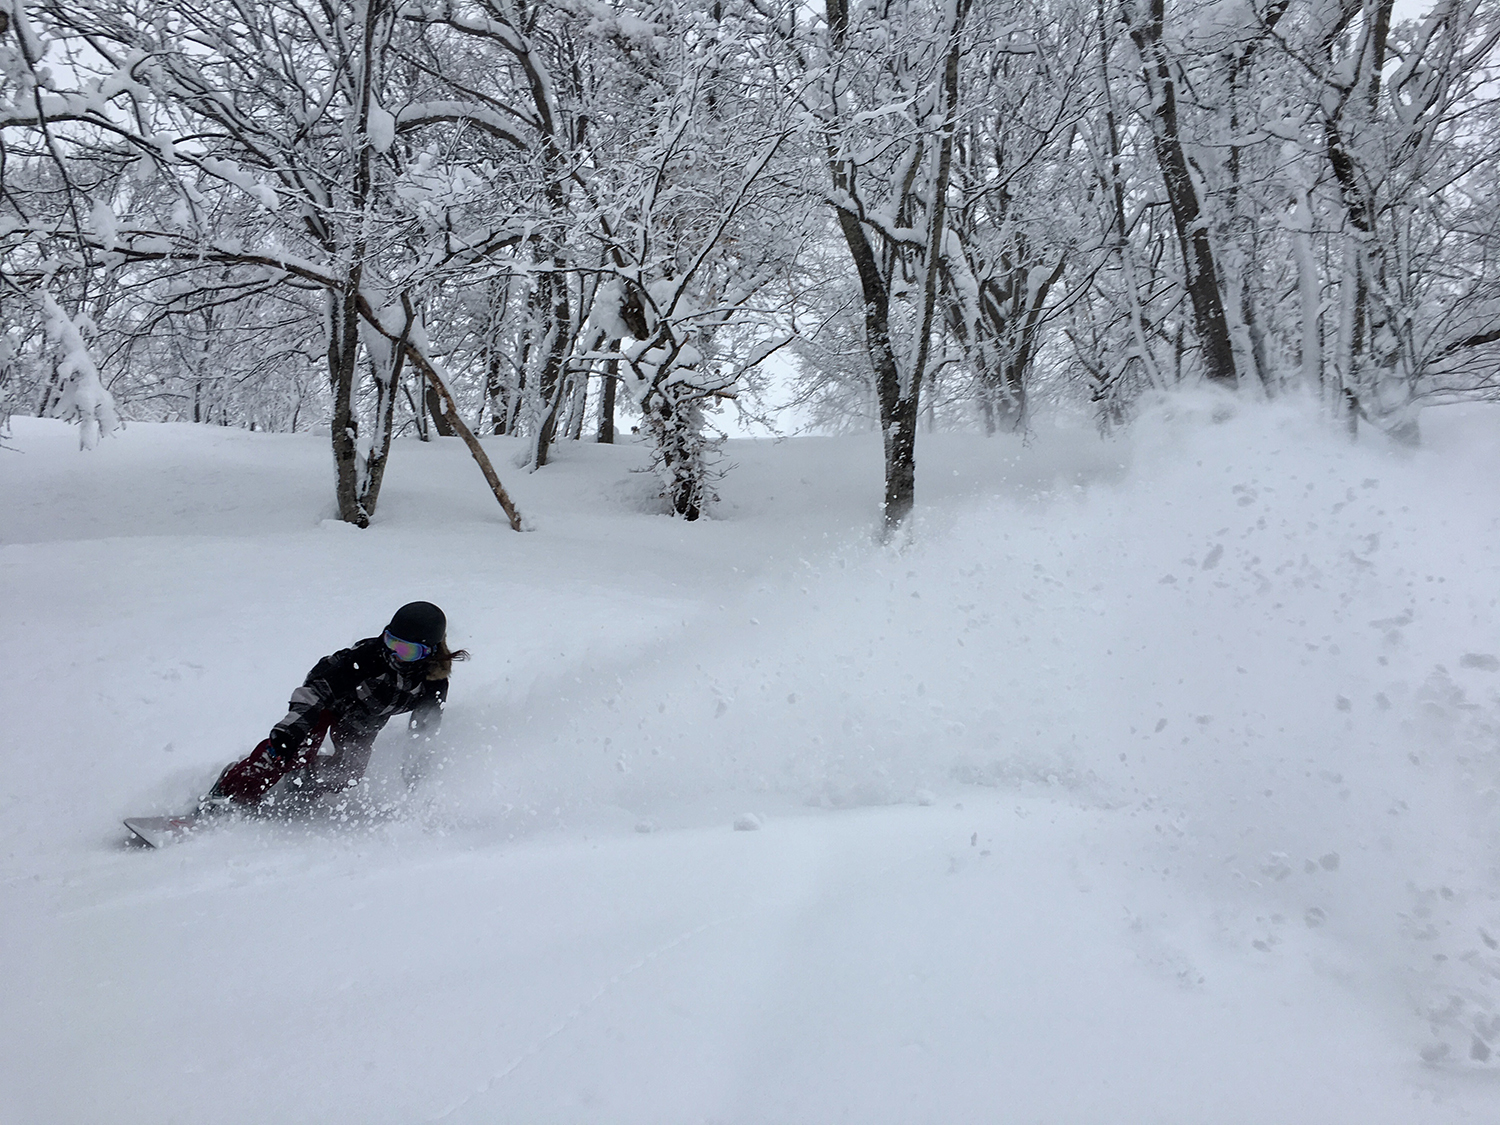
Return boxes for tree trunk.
[1124,0,1237,386]
[426,383,456,436]
[597,356,618,443]
[833,204,914,525]
[565,373,588,441]
[353,313,410,516]
[1289,189,1323,393]
[531,270,572,468]
[328,286,368,527]
[1322,0,1404,440]
[485,343,513,434]
[823,0,969,532]
[327,0,388,527]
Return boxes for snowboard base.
[123,812,207,848]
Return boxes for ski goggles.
[383,629,432,663]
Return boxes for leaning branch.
[358,292,525,531]
[1436,326,1500,359]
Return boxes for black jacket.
[269,636,447,754]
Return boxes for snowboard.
[123,811,211,848]
[125,789,400,847]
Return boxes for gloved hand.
[267,729,298,759]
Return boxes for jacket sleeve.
[408,678,448,740]
[268,644,366,755]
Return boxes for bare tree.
[939,0,1097,433]
[1119,0,1240,387]
[780,0,974,530]
[3,0,525,524]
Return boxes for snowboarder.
[200,601,468,811]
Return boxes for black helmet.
[386,601,446,648]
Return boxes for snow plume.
[40,292,119,449]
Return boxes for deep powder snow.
[4,390,1500,1123]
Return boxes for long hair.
[423,639,470,681]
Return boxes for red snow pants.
[208,709,382,806]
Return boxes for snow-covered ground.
[4,391,1500,1124]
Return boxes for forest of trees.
[2,0,1497,529]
